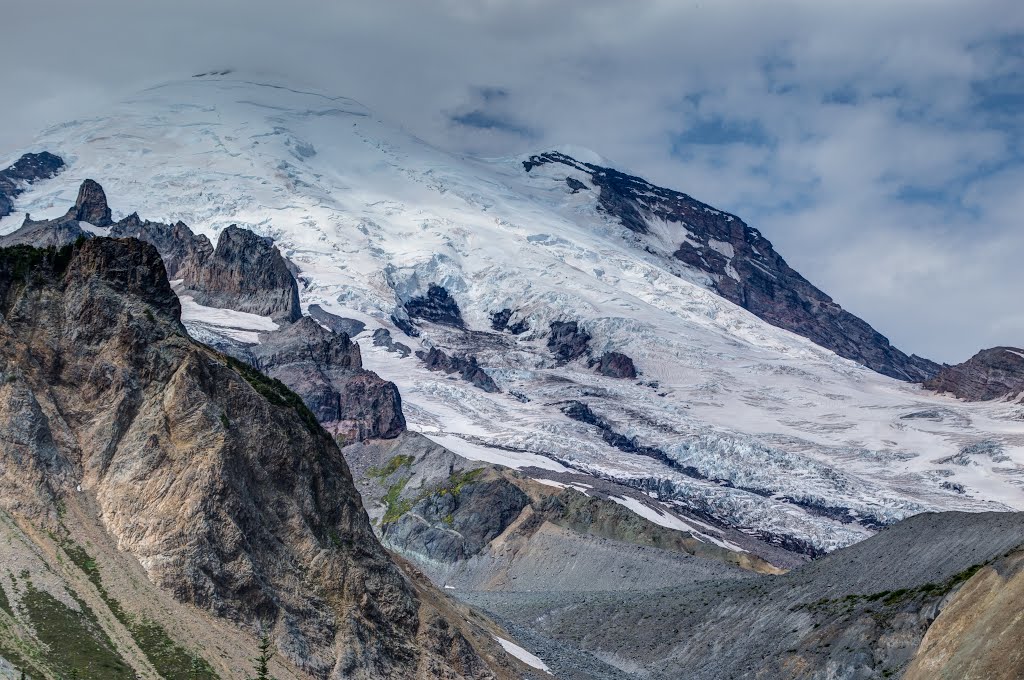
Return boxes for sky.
[2,0,1022,363]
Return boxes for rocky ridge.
[2,179,404,441]
[923,346,1024,401]
[0,152,65,218]
[0,237,534,679]
[523,151,941,382]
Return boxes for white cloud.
[1,0,1021,362]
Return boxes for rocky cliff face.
[113,217,300,322]
[905,544,1024,680]
[110,212,215,279]
[244,317,406,439]
[188,224,302,323]
[70,179,113,227]
[524,151,940,382]
[0,152,64,218]
[0,238,513,679]
[923,347,1024,401]
[2,180,405,442]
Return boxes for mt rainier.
[3,73,1022,557]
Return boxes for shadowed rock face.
[71,179,113,227]
[490,308,529,334]
[416,347,500,393]
[248,317,406,439]
[0,176,112,246]
[548,320,591,362]
[115,217,300,322]
[4,184,406,444]
[374,327,413,357]
[307,303,366,337]
[591,352,637,379]
[0,152,64,218]
[405,284,465,328]
[524,151,940,382]
[386,477,531,562]
[923,347,1024,401]
[0,214,88,248]
[110,214,214,279]
[0,178,114,250]
[190,225,301,323]
[0,238,499,679]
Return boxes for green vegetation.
[437,468,483,497]
[225,356,320,433]
[0,241,78,282]
[379,467,485,526]
[248,633,276,680]
[0,636,41,680]
[382,477,412,524]
[62,539,218,680]
[219,412,230,428]
[802,560,990,613]
[0,578,11,617]
[20,581,133,679]
[367,454,414,478]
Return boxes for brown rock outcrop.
[249,316,406,439]
[0,238,501,678]
[524,151,940,382]
[923,346,1024,401]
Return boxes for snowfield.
[4,74,1022,554]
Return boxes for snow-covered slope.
[3,74,1022,554]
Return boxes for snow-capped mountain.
[3,73,1022,554]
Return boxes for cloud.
[1,0,1022,361]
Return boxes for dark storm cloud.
[2,0,1023,362]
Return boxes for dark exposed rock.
[0,178,100,249]
[416,347,500,393]
[384,477,530,563]
[117,218,301,322]
[0,152,64,218]
[508,318,530,334]
[247,317,406,440]
[547,320,591,362]
[590,351,637,379]
[307,303,366,337]
[561,400,675,463]
[391,313,421,338]
[12,184,302,323]
[404,284,465,328]
[3,186,403,442]
[190,225,301,323]
[524,151,940,382]
[110,215,213,279]
[69,179,113,227]
[0,238,503,677]
[0,214,88,248]
[373,328,412,357]
[490,308,513,331]
[923,347,1024,401]
[565,177,589,193]
[489,308,529,334]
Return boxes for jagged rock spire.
[72,179,112,227]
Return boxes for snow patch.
[493,636,551,674]
[178,295,279,344]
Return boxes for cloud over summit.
[2,0,1022,361]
